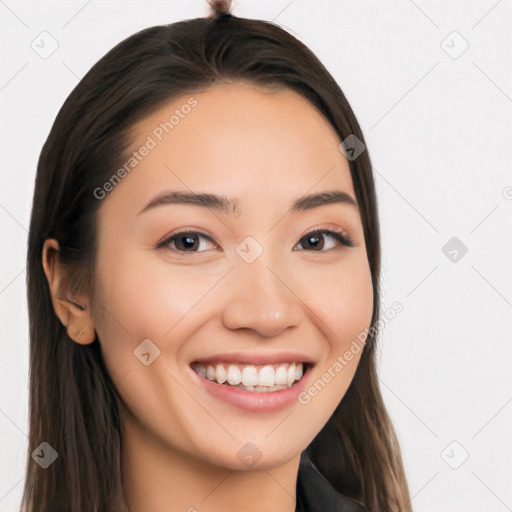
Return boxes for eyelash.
[155,225,355,254]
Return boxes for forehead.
[102,82,355,218]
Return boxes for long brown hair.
[23,12,412,512]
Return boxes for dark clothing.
[295,452,368,512]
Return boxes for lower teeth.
[230,383,290,392]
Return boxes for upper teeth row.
[193,362,304,387]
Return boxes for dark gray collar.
[295,451,368,512]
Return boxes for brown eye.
[295,229,354,251]
[157,231,217,253]
[175,233,200,251]
[300,232,325,250]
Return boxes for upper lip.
[191,351,316,366]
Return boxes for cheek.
[292,255,373,434]
[91,248,225,373]
[298,258,373,416]
[299,254,373,397]
[303,255,374,346]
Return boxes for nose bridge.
[221,247,303,337]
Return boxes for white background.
[1,1,511,511]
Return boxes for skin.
[43,82,373,512]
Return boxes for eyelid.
[298,223,351,241]
[154,227,218,251]
[295,224,356,249]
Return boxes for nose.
[221,259,303,338]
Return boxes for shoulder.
[295,451,368,512]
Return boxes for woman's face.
[91,82,373,470]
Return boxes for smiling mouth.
[191,361,308,392]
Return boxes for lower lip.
[188,364,312,412]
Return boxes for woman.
[22,1,412,511]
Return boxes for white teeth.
[287,364,296,386]
[227,364,242,385]
[258,365,275,386]
[275,365,288,385]
[216,364,227,384]
[294,363,303,381]
[193,361,308,390]
[241,366,258,387]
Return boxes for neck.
[120,412,300,512]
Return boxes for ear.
[42,238,96,345]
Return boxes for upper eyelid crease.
[137,190,358,217]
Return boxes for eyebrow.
[137,189,358,217]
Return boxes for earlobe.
[42,238,96,345]
[66,324,96,345]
